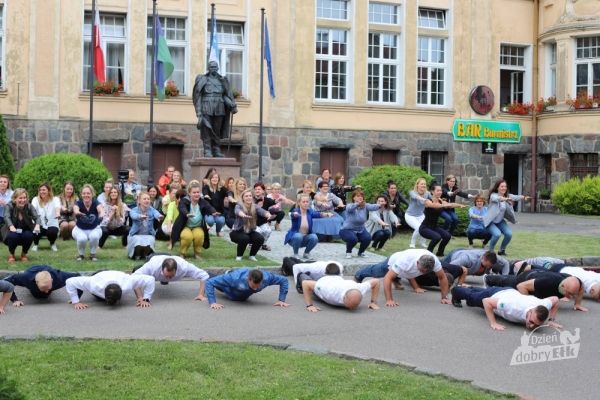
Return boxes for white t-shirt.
[292,261,344,284]
[133,255,209,282]
[561,266,600,295]
[31,196,60,228]
[65,271,155,303]
[314,275,371,307]
[388,249,442,279]
[492,288,552,323]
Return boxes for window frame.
[82,12,128,92]
[574,36,600,99]
[367,31,401,104]
[369,2,398,25]
[499,43,532,107]
[206,21,246,98]
[145,15,189,96]
[317,0,350,21]
[418,7,446,30]
[569,153,599,179]
[315,27,351,102]
[421,151,446,185]
[416,36,448,107]
[546,42,557,98]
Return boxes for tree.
[0,115,16,181]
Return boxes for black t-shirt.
[531,271,569,298]
[422,205,444,228]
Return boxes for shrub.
[350,164,433,203]
[14,153,111,197]
[551,176,600,215]
[0,115,16,181]
[453,207,470,237]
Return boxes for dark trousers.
[230,230,264,257]
[33,226,59,246]
[339,228,371,255]
[451,286,506,308]
[486,271,539,288]
[371,229,391,250]
[415,262,463,287]
[5,231,35,254]
[99,225,129,248]
[274,211,286,224]
[467,228,491,245]
[419,225,451,256]
[440,209,459,236]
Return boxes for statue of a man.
[192,61,238,158]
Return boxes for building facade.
[0,0,599,207]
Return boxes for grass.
[372,230,599,260]
[0,339,514,400]
[0,234,277,272]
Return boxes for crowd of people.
[2,168,595,333]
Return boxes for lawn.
[0,234,277,273]
[0,339,514,400]
[375,230,599,260]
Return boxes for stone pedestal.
[189,157,241,181]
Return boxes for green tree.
[0,115,16,181]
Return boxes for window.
[421,151,446,184]
[369,2,398,24]
[548,43,557,98]
[83,13,127,91]
[418,8,446,29]
[317,0,349,20]
[569,153,598,179]
[206,22,245,95]
[500,44,530,107]
[368,32,399,103]
[315,28,349,100]
[0,4,4,88]
[417,37,447,105]
[146,16,187,95]
[575,36,600,99]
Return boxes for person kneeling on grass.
[3,265,80,306]
[0,280,15,315]
[133,255,209,301]
[65,271,155,310]
[451,286,561,331]
[301,263,380,312]
[204,268,289,310]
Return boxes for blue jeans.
[354,258,390,282]
[371,229,391,249]
[205,214,225,234]
[486,220,512,251]
[339,228,371,255]
[467,227,491,245]
[289,232,318,256]
[440,209,459,235]
[451,286,506,308]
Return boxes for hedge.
[350,164,434,203]
[552,176,600,215]
[14,153,111,197]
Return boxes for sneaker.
[31,245,38,252]
[498,250,507,256]
[302,253,310,260]
[345,253,352,259]
[7,255,15,263]
[76,255,85,261]
[90,254,98,262]
[482,274,489,288]
[409,243,416,249]
[451,296,462,308]
[51,244,58,252]
[261,244,272,251]
[235,256,243,261]
[20,255,29,262]
[249,256,257,262]
[358,253,368,258]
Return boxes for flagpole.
[259,8,265,180]
[209,3,215,66]
[148,0,157,186]
[88,0,96,155]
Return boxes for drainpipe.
[530,0,539,212]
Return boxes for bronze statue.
[192,61,238,158]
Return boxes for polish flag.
[93,8,106,82]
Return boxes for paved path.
[1,212,598,400]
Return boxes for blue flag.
[209,13,219,65]
[155,17,174,100]
[264,18,275,98]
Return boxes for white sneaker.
[249,256,257,262]
[358,253,368,258]
[51,244,58,252]
[409,244,416,249]
[235,256,243,261]
[345,253,352,259]
[32,245,38,252]
[482,274,488,288]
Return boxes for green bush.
[453,207,470,237]
[351,165,433,203]
[14,153,111,197]
[0,115,16,181]
[552,176,600,215]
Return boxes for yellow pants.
[180,227,204,257]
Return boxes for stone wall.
[537,134,600,185]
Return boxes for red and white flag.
[93,8,106,82]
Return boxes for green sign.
[452,119,521,143]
